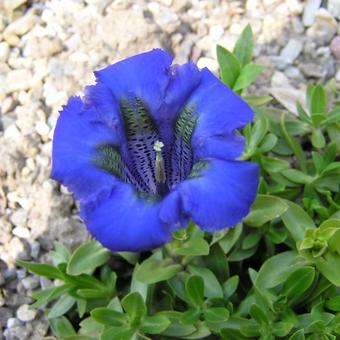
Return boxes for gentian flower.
[51,49,259,252]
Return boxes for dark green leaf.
[121,292,146,322]
[223,276,239,299]
[174,238,209,256]
[233,63,265,91]
[188,265,223,298]
[50,316,76,338]
[91,307,126,326]
[135,258,182,284]
[100,327,135,340]
[244,194,288,227]
[66,240,111,276]
[185,275,204,307]
[141,314,170,334]
[310,84,327,114]
[288,329,305,340]
[249,304,269,325]
[216,44,241,87]
[233,24,253,66]
[47,294,76,319]
[16,259,63,279]
[204,307,230,323]
[282,266,315,300]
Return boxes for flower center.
[94,98,197,198]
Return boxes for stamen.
[153,141,166,184]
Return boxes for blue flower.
[51,49,259,252]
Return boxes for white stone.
[12,227,30,239]
[328,0,340,19]
[6,69,33,93]
[16,304,37,322]
[303,0,322,26]
[335,69,340,82]
[197,57,218,74]
[307,9,337,44]
[4,12,37,36]
[35,121,50,136]
[0,42,10,62]
[209,25,224,41]
[280,39,303,63]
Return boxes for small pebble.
[16,304,37,322]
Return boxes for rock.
[209,24,224,41]
[12,227,30,239]
[9,208,28,229]
[4,0,28,12]
[21,276,39,291]
[6,317,21,329]
[302,0,322,26]
[270,86,306,115]
[5,69,33,93]
[16,304,37,322]
[0,307,13,328]
[35,121,50,136]
[280,39,303,64]
[307,9,337,45]
[0,42,10,62]
[4,11,37,37]
[330,36,340,60]
[197,57,218,74]
[23,37,63,58]
[285,66,301,79]
[328,0,340,19]
[299,62,327,78]
[336,69,340,82]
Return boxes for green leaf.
[281,169,314,184]
[243,95,272,107]
[288,329,305,340]
[174,238,210,256]
[16,260,63,279]
[310,84,327,115]
[218,224,243,253]
[47,294,76,319]
[185,275,204,307]
[134,258,182,284]
[216,44,241,87]
[282,200,316,242]
[188,265,223,298]
[255,251,299,289]
[261,156,290,173]
[160,311,196,337]
[100,327,135,340]
[249,304,269,325]
[233,63,265,91]
[204,307,230,323]
[244,194,288,227]
[311,129,326,149]
[223,275,239,299]
[76,288,110,299]
[315,252,340,287]
[66,240,111,276]
[31,284,70,308]
[233,24,253,67]
[121,292,146,322]
[91,307,126,326]
[141,314,170,334]
[323,107,340,125]
[296,101,311,124]
[242,232,261,250]
[259,133,278,153]
[282,266,315,300]
[325,296,340,312]
[50,242,71,265]
[248,117,269,151]
[280,116,307,172]
[50,316,76,338]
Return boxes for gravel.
[0,0,339,338]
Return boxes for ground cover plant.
[18,25,340,340]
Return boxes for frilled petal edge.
[80,184,172,252]
[160,159,259,232]
[51,96,120,202]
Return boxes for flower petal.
[94,49,172,116]
[80,185,172,252]
[188,68,254,160]
[161,159,259,231]
[51,96,120,201]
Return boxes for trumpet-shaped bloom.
[52,49,259,252]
